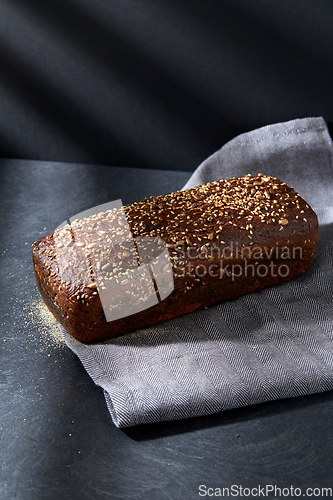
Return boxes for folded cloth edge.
[60,117,333,428]
[183,117,333,198]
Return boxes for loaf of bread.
[32,174,318,343]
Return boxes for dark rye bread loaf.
[32,174,318,344]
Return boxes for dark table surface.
[1,159,333,500]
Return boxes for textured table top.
[1,159,332,500]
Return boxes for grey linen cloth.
[61,117,333,428]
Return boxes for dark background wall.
[0,0,332,171]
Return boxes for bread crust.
[32,174,318,343]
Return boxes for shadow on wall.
[0,0,332,170]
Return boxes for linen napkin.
[61,117,333,428]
